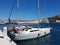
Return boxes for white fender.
[3,27,7,39]
[3,27,7,35]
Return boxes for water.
[0,23,60,45]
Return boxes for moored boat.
[4,26,51,40]
[5,0,51,41]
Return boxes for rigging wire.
[17,0,19,22]
[8,0,16,22]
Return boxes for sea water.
[0,23,60,45]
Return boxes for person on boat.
[11,25,17,33]
[12,25,20,33]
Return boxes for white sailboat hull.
[12,28,51,40]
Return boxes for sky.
[0,0,60,20]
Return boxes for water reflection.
[16,34,50,45]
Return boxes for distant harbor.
[0,19,60,24]
[0,14,60,24]
[0,19,49,24]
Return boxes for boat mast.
[38,0,40,28]
[44,0,50,26]
[44,0,48,22]
[17,0,19,22]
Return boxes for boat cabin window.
[0,36,4,38]
[30,30,39,32]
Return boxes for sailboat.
[5,0,51,40]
